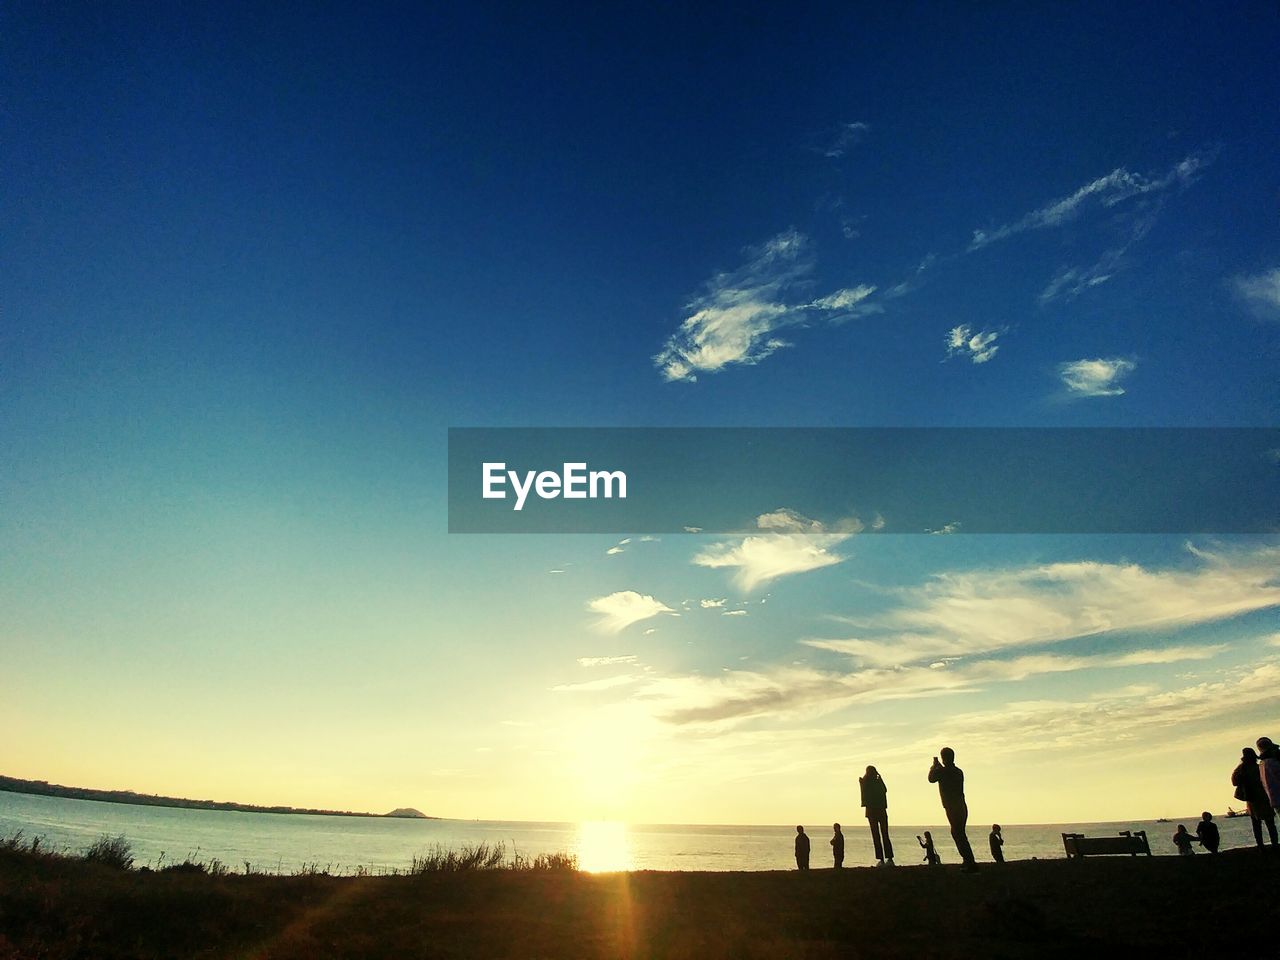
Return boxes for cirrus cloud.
[1058,357,1136,397]
[691,509,859,591]
[653,231,878,381]
[587,591,675,634]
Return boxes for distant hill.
[385,808,429,819]
[0,775,437,820]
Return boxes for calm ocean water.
[0,791,1263,873]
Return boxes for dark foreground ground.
[2,846,1276,959]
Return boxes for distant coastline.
[0,775,434,820]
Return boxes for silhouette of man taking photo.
[928,747,977,872]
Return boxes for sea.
[0,791,1263,874]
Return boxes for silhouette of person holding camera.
[928,747,977,871]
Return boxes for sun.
[576,820,632,873]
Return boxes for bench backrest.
[1061,830,1151,858]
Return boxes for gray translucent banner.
[447,428,1280,534]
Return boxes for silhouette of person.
[917,830,941,865]
[928,747,977,871]
[989,824,1004,863]
[831,823,844,868]
[859,764,894,866]
[794,825,810,870]
[1232,747,1278,848]
[1196,812,1220,854]
[1173,824,1195,856]
[1256,737,1280,814]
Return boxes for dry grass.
[2,831,1277,958]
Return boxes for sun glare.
[576,820,632,873]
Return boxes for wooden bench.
[1061,830,1151,859]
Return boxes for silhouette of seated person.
[917,831,941,865]
[1172,824,1195,856]
[1195,812,1219,853]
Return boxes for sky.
[2,2,1278,826]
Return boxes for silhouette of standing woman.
[859,765,894,866]
[929,747,977,871]
[1232,747,1278,848]
[794,825,810,870]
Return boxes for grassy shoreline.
[2,836,1277,958]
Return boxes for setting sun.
[576,821,632,873]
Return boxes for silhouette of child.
[917,831,941,865]
[831,823,845,868]
[1195,812,1220,854]
[1172,824,1195,856]
[794,825,810,870]
[989,824,1004,863]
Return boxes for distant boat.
[1225,807,1246,819]
[1155,817,1170,823]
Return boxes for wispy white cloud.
[653,231,878,381]
[1039,214,1158,304]
[694,535,847,591]
[692,509,858,591]
[616,545,1280,727]
[1058,357,1136,397]
[945,325,1001,364]
[1039,262,1116,303]
[1088,683,1159,700]
[816,121,870,159]
[1232,267,1280,319]
[807,284,878,321]
[578,655,639,667]
[699,598,727,609]
[723,609,748,617]
[969,154,1205,251]
[641,645,1227,726]
[552,674,640,693]
[805,544,1280,668]
[895,659,1280,757]
[587,591,675,633]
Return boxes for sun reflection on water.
[576,820,632,873]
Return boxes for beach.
[2,841,1275,959]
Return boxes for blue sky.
[2,2,1278,824]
